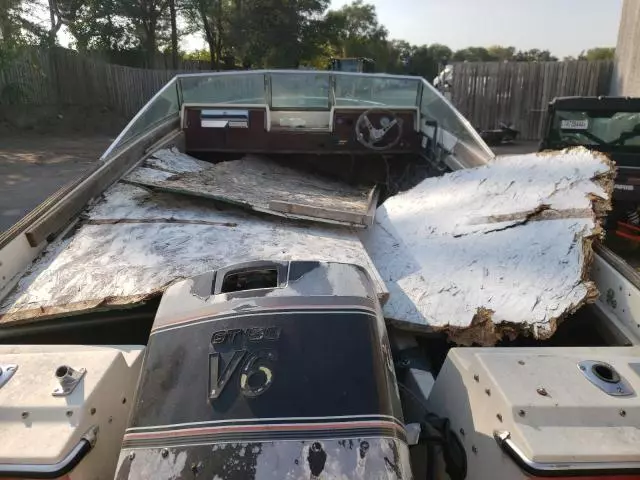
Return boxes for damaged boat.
[0,70,639,479]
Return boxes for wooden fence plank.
[0,47,210,122]
[450,60,613,140]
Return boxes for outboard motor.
[115,261,412,479]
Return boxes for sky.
[330,0,623,58]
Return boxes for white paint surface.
[0,345,143,478]
[362,148,612,341]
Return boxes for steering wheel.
[355,108,404,151]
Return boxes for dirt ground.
[0,134,112,232]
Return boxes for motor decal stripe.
[122,425,406,448]
[127,414,405,432]
[124,429,401,444]
[122,434,407,450]
[151,305,377,334]
[125,420,404,441]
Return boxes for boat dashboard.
[182,104,421,155]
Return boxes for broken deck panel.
[361,148,614,345]
[0,183,387,325]
[144,147,212,173]
[125,151,377,227]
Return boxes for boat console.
[182,105,421,155]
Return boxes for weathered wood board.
[0,182,387,325]
[125,151,377,227]
[361,148,614,345]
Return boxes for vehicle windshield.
[548,110,640,148]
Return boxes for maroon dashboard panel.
[183,107,420,155]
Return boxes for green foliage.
[64,0,138,53]
[513,49,558,62]
[487,45,515,61]
[183,48,210,62]
[326,0,388,59]
[580,47,615,61]
[451,46,557,63]
[1,0,49,46]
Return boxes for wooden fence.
[450,61,614,140]
[0,48,209,119]
[2,51,616,139]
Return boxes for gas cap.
[577,360,634,397]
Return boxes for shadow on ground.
[0,134,112,232]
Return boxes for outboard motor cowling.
[115,261,412,479]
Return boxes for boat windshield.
[177,71,421,109]
[100,70,493,164]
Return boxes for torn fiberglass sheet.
[361,147,614,345]
[125,151,377,227]
[0,182,387,325]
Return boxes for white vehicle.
[0,70,638,479]
[433,64,453,100]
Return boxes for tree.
[405,45,436,78]
[184,0,219,69]
[0,0,26,47]
[325,0,388,59]
[1,0,50,46]
[115,0,170,67]
[229,0,331,68]
[452,47,492,62]
[183,0,330,69]
[63,0,137,53]
[580,47,615,61]
[487,45,515,62]
[49,0,95,47]
[168,0,178,68]
[450,45,558,63]
[428,44,452,64]
[513,48,557,62]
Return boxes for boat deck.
[0,147,387,326]
[0,145,617,345]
